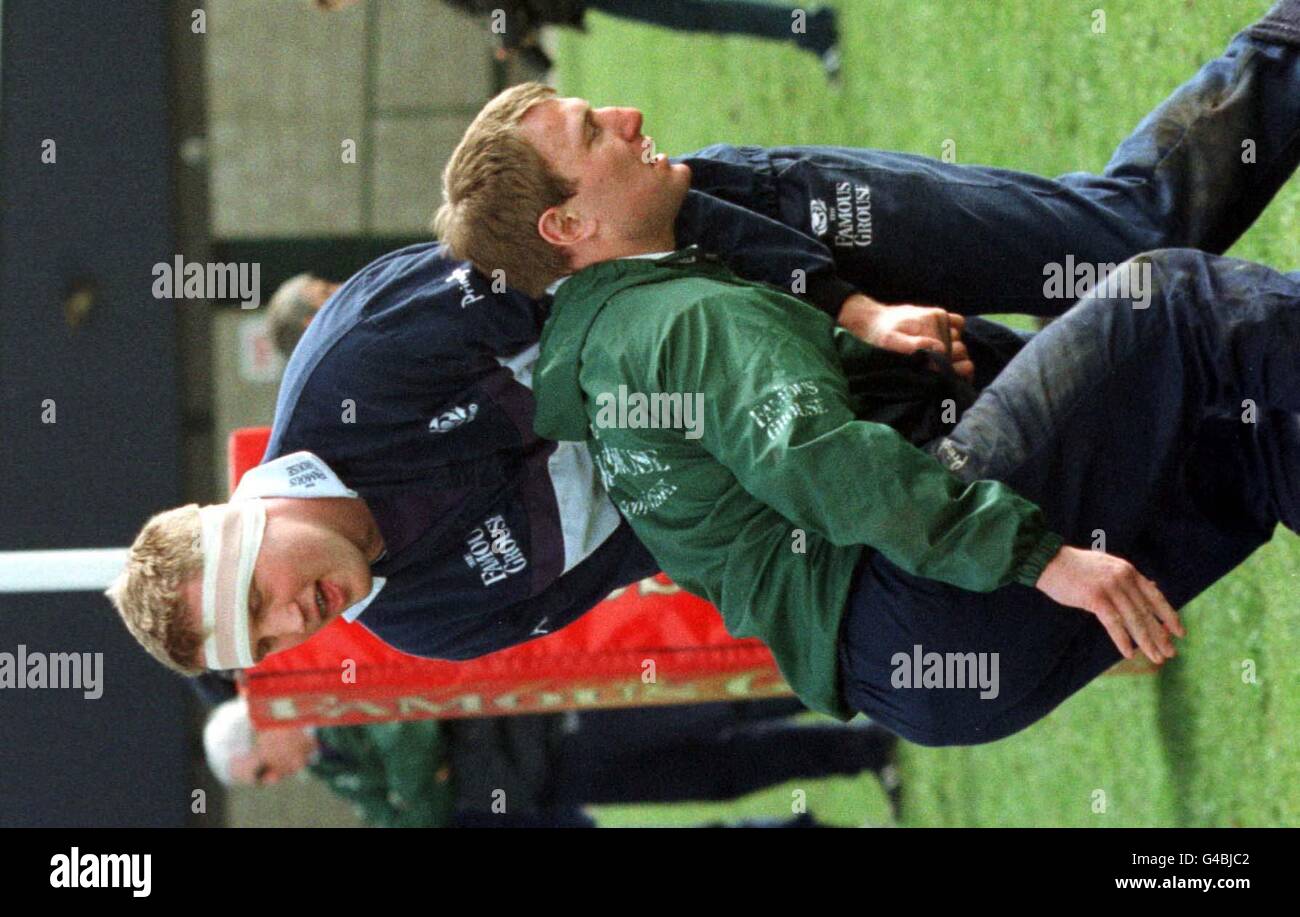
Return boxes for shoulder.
[270,249,542,443]
[603,272,791,339]
[589,276,790,388]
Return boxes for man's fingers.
[1137,575,1184,638]
[908,336,947,354]
[937,313,953,358]
[1120,580,1174,659]
[906,334,963,359]
[946,312,966,332]
[904,336,975,379]
[1097,607,1135,660]
[1116,583,1171,663]
[887,331,975,379]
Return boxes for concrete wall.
[204,0,498,239]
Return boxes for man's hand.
[836,293,973,380]
[1035,546,1185,665]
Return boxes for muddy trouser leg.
[1054,22,1300,259]
[815,19,1300,316]
[838,250,1300,746]
[950,316,1289,562]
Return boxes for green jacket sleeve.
[312,723,454,828]
[368,722,455,829]
[310,727,402,827]
[653,292,1063,591]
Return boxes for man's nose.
[627,109,643,139]
[267,599,309,636]
[601,107,642,140]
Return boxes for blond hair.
[105,504,207,675]
[432,82,576,298]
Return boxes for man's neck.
[571,232,677,274]
[551,245,677,297]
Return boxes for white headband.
[199,502,265,670]
[198,451,382,670]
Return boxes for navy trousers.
[766,22,1300,317]
[542,698,893,805]
[589,0,837,57]
[840,251,1300,746]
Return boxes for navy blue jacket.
[265,243,658,660]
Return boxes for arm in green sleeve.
[658,294,1063,591]
[367,722,456,829]
[310,727,404,828]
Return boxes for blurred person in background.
[315,0,841,79]
[266,273,340,361]
[204,696,900,827]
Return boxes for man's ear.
[538,205,593,249]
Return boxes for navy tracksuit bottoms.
[840,252,1300,746]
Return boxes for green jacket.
[310,722,455,828]
[534,249,1064,720]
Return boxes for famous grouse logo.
[462,514,527,587]
[832,181,873,249]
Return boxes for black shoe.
[804,8,842,82]
[821,46,843,84]
[862,727,902,819]
[877,761,903,820]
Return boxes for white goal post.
[0,549,129,593]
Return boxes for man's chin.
[666,164,693,212]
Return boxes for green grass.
[556,0,1300,827]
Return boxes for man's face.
[183,498,375,666]
[229,726,319,785]
[518,96,692,258]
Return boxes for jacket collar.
[534,247,725,442]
